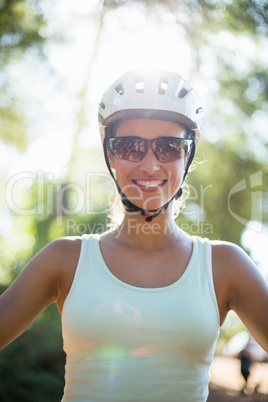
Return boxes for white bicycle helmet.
[98,69,203,146]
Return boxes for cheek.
[171,158,185,174]
[169,160,186,188]
[113,160,132,184]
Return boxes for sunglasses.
[108,136,194,163]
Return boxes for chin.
[134,198,168,212]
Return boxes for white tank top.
[61,233,220,401]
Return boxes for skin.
[0,119,268,355]
[108,119,189,212]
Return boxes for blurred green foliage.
[0,0,45,54]
[0,0,267,399]
[179,139,268,246]
[0,0,48,151]
[0,305,65,401]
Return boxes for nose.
[140,147,160,174]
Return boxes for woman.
[0,70,267,401]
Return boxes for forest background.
[0,0,267,400]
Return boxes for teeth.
[136,180,163,188]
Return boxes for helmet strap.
[103,136,195,222]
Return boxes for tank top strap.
[63,233,100,309]
[191,236,219,322]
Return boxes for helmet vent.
[158,77,169,94]
[177,87,188,99]
[115,83,124,96]
[135,78,145,93]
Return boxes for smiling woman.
[0,69,267,402]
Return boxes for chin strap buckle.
[145,212,155,222]
[144,208,162,222]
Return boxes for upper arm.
[0,237,81,351]
[213,242,268,352]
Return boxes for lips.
[133,179,166,189]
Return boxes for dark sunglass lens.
[153,138,191,162]
[109,138,147,162]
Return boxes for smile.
[133,180,166,188]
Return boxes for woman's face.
[109,118,189,212]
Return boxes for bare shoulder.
[211,239,266,293]
[19,236,83,313]
[44,236,82,312]
[211,240,268,351]
[45,236,82,264]
[0,236,83,349]
[211,239,249,263]
[32,236,82,281]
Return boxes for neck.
[112,207,182,252]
